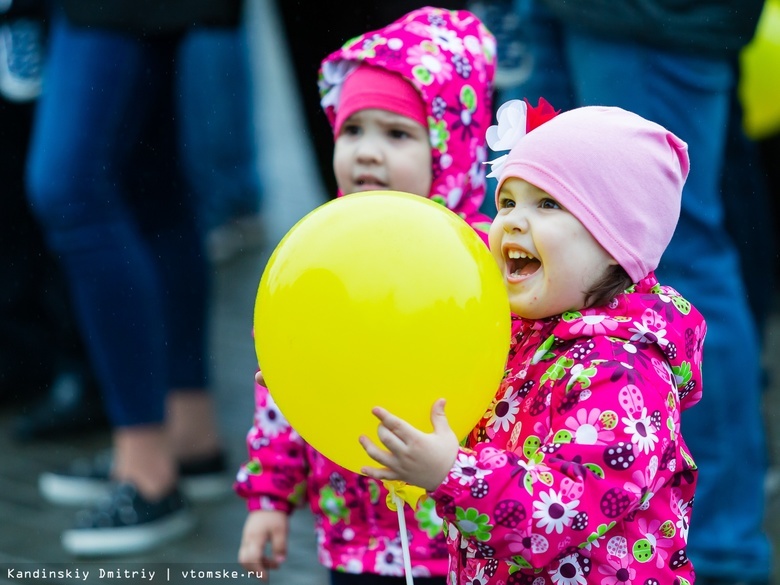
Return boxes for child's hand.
[359,398,459,492]
[238,510,289,577]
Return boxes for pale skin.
[113,390,222,500]
[238,108,435,573]
[359,177,617,491]
[333,108,432,197]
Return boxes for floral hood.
[319,7,497,241]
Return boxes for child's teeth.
[508,250,520,259]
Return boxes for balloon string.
[392,492,415,585]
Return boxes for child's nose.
[504,207,530,233]
[355,136,383,163]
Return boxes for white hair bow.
[484,99,528,179]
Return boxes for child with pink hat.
[235,7,496,584]
[318,6,497,242]
[360,99,706,585]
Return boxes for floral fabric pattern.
[234,386,449,576]
[319,7,497,243]
[429,274,705,584]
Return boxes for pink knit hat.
[333,65,427,137]
[494,105,689,282]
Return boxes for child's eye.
[341,124,361,136]
[498,196,515,209]
[539,198,561,209]
[389,128,411,139]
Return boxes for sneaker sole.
[61,510,196,557]
[39,472,111,506]
[0,30,42,103]
[40,472,232,506]
[180,474,233,502]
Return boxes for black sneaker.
[62,483,195,557]
[39,451,231,506]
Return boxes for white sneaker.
[0,18,43,102]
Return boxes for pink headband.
[333,65,427,136]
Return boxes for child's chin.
[354,184,387,193]
[510,300,556,320]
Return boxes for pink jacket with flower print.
[430,274,705,585]
[234,382,449,576]
[319,7,497,243]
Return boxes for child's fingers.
[359,432,399,481]
[430,398,450,434]
[361,463,401,482]
[371,406,393,423]
[377,423,407,453]
[371,406,415,441]
[359,435,397,468]
[238,538,265,574]
[268,525,287,568]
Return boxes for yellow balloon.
[740,0,780,139]
[254,191,510,474]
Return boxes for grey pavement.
[1,0,779,583]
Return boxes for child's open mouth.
[506,249,541,278]
[355,177,387,189]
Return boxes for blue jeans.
[501,0,772,580]
[178,25,262,232]
[26,14,209,426]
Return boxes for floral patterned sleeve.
[233,380,309,513]
[429,340,690,569]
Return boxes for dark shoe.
[39,451,231,506]
[11,368,107,442]
[62,483,195,557]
